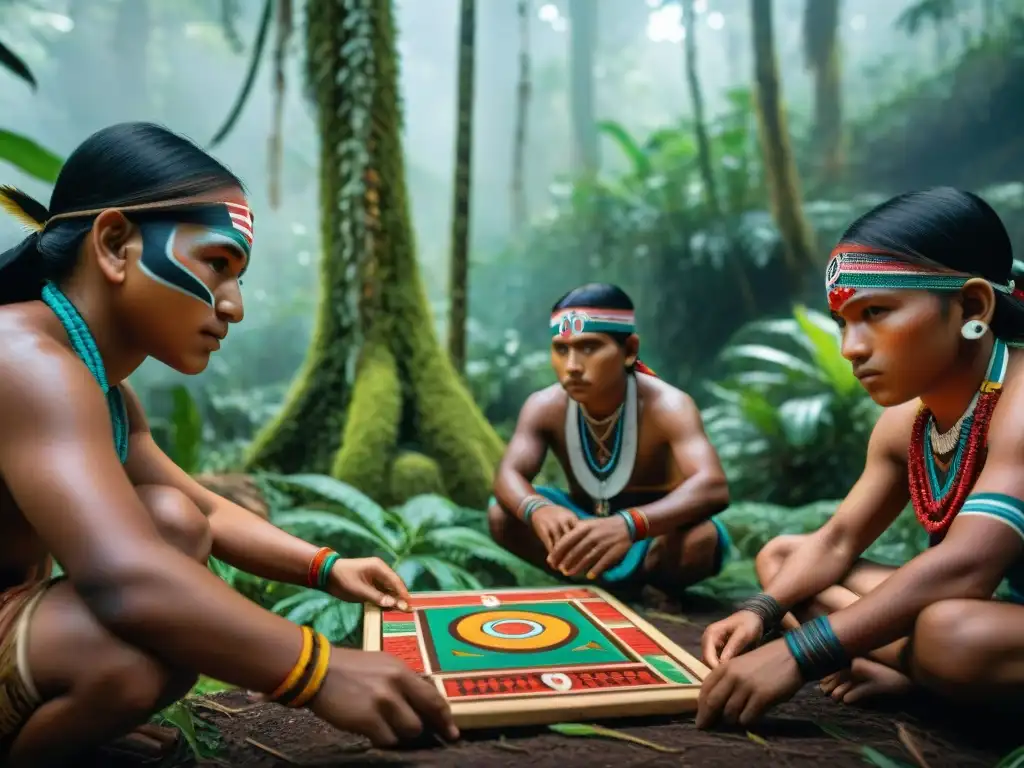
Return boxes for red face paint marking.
[828,286,856,312]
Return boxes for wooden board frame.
[362,585,710,729]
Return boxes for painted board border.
[362,585,710,729]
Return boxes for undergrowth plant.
[213,472,555,647]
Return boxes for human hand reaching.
[310,648,459,746]
[328,557,411,611]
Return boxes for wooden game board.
[362,586,709,729]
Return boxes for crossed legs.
[756,534,1024,708]
[6,484,213,767]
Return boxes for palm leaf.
[311,600,362,644]
[0,39,36,89]
[0,129,63,183]
[597,120,652,178]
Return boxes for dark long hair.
[0,122,243,305]
[836,187,1024,343]
[551,282,658,376]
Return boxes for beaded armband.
[268,625,333,708]
[616,507,650,541]
[517,494,552,524]
[738,592,785,634]
[782,616,850,681]
[307,547,342,590]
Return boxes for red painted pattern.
[381,611,411,624]
[612,626,664,657]
[383,635,425,673]
[442,666,664,699]
[406,589,595,609]
[580,600,629,624]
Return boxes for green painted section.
[422,602,631,673]
[645,654,692,684]
[383,621,417,635]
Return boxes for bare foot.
[818,658,914,705]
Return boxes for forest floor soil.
[87,591,1018,768]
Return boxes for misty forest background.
[3,0,1024,670]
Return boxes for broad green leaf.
[0,129,63,183]
[311,600,362,644]
[270,590,332,625]
[266,474,394,543]
[793,305,857,396]
[158,701,201,758]
[273,508,397,556]
[995,746,1024,768]
[410,556,483,591]
[721,343,824,381]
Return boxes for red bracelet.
[625,508,650,540]
[306,547,333,588]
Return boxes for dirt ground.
[90,593,1018,768]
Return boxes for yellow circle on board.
[452,609,576,652]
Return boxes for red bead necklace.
[907,340,1007,535]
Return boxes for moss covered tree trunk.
[750,0,816,284]
[803,0,843,186]
[447,0,476,375]
[244,0,504,509]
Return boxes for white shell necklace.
[564,374,639,516]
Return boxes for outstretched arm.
[120,385,409,608]
[633,390,730,537]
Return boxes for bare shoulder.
[0,304,107,429]
[639,374,700,431]
[518,384,568,432]
[866,399,918,465]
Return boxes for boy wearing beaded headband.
[695,188,1024,730]
[489,282,733,591]
[0,124,457,766]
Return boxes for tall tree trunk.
[568,0,598,176]
[681,0,720,216]
[245,0,503,508]
[510,0,531,235]
[447,0,476,375]
[803,0,843,186]
[750,0,816,284]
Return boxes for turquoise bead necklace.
[40,281,129,463]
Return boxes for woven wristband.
[517,494,551,524]
[738,592,784,633]
[783,616,850,681]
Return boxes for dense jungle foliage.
[5,0,1024,755]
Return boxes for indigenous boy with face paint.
[0,123,457,767]
[694,188,1024,730]
[489,283,733,590]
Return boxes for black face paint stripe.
[137,222,215,306]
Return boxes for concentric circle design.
[450,609,578,653]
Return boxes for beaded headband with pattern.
[825,244,1020,313]
[550,307,635,338]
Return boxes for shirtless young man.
[488,283,733,590]
[694,188,1024,730]
[0,122,457,767]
